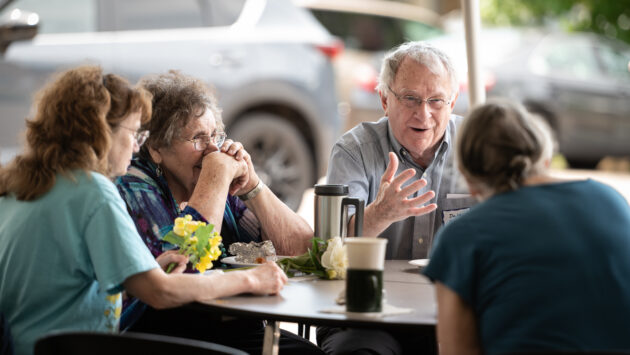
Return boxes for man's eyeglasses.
[118,125,150,147]
[387,85,451,111]
[187,130,227,151]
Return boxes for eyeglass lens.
[193,132,226,151]
[388,85,447,110]
[135,131,149,146]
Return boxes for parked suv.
[0,0,342,209]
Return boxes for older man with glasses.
[320,41,477,355]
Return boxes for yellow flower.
[114,306,121,318]
[163,215,222,274]
[326,269,337,279]
[195,253,213,273]
[173,217,188,236]
[185,221,201,234]
[209,247,221,259]
[210,235,222,248]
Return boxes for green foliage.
[481,0,630,44]
[277,237,328,278]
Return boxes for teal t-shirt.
[0,171,159,355]
[424,180,630,354]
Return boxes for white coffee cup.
[345,237,387,270]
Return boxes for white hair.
[376,41,458,98]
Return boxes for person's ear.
[449,91,459,111]
[379,89,389,116]
[148,146,162,164]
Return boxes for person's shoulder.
[450,114,464,129]
[335,117,389,154]
[84,171,123,201]
[340,117,388,143]
[439,199,494,239]
[115,157,160,190]
[578,179,627,202]
[52,171,122,209]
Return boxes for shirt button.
[418,238,424,245]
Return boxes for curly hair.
[456,99,553,195]
[138,70,222,160]
[0,66,151,200]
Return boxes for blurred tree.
[481,0,630,44]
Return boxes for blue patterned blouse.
[115,156,262,329]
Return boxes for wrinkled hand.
[231,146,261,197]
[200,151,249,195]
[246,261,288,295]
[220,139,246,161]
[156,250,189,274]
[371,152,437,224]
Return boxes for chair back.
[34,331,247,355]
[0,312,14,355]
[506,351,630,355]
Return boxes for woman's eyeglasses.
[187,131,227,151]
[118,125,150,146]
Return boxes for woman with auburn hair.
[424,99,630,355]
[0,66,287,355]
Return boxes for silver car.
[427,28,630,167]
[0,0,342,209]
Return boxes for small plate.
[221,256,287,267]
[408,259,429,268]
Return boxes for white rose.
[320,237,348,280]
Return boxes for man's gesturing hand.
[371,152,437,225]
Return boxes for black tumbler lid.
[314,184,348,196]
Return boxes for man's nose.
[414,100,432,116]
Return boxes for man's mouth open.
[411,127,429,132]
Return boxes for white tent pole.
[461,0,485,108]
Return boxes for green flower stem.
[164,248,187,274]
[165,262,176,274]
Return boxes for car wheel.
[228,112,315,211]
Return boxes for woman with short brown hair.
[425,99,630,354]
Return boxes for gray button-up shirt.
[326,115,476,259]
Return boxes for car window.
[0,0,96,33]
[534,37,600,80]
[310,10,440,51]
[111,0,202,31]
[596,41,630,80]
[110,0,245,31]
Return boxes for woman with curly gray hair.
[424,99,630,354]
[115,71,321,354]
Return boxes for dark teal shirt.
[424,180,630,354]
